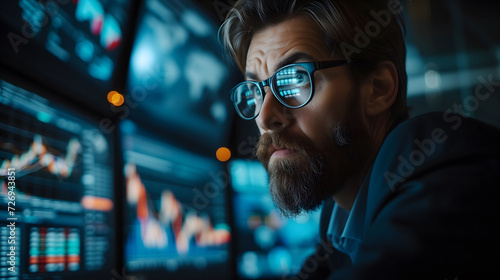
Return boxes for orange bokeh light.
[107,91,124,106]
[216,147,231,162]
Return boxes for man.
[221,0,500,279]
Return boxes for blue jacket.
[299,112,500,280]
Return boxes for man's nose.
[255,87,294,132]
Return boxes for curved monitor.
[0,0,132,113]
[0,76,116,280]
[124,0,236,154]
[121,119,232,280]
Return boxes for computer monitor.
[125,0,236,154]
[121,119,232,280]
[229,159,321,279]
[0,0,133,113]
[0,77,116,280]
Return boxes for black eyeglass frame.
[229,60,352,120]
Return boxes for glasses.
[229,60,351,120]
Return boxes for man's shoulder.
[388,111,500,151]
[365,111,500,223]
[375,111,500,184]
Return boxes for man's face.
[246,17,371,216]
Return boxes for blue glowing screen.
[125,0,236,152]
[120,119,232,280]
[0,0,130,90]
[0,78,115,280]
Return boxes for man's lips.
[270,144,294,158]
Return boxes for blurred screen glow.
[126,0,236,153]
[229,159,321,279]
[121,119,232,280]
[0,0,129,83]
[0,79,116,280]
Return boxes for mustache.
[255,124,353,159]
[255,132,319,166]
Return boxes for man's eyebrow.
[245,72,258,81]
[244,52,315,81]
[274,52,315,72]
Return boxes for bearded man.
[221,0,500,279]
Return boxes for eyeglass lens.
[232,65,312,119]
[233,82,263,119]
[273,65,312,107]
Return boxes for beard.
[255,103,371,218]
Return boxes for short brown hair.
[220,0,409,121]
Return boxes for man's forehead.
[245,52,317,81]
[244,17,330,79]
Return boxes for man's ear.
[361,61,398,117]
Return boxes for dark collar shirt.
[327,170,370,263]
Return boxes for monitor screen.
[0,0,131,111]
[125,0,236,154]
[0,78,116,280]
[121,119,232,280]
[229,159,321,279]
